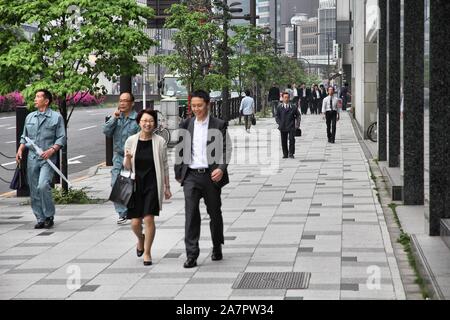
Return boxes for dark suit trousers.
[183,171,224,259]
[280,129,296,157]
[300,98,307,114]
[326,111,337,141]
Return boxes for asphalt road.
[0,106,118,195]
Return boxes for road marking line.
[1,161,16,166]
[0,124,8,128]
[6,126,16,130]
[5,141,16,144]
[78,125,97,131]
[68,155,86,165]
[0,116,15,120]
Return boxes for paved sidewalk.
[0,113,406,300]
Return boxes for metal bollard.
[15,106,30,197]
[105,116,113,166]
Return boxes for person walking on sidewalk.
[16,89,66,229]
[175,90,231,269]
[322,86,340,144]
[276,92,301,159]
[339,83,350,111]
[299,83,311,115]
[123,109,172,266]
[103,92,140,225]
[239,90,255,132]
[268,84,280,117]
[311,84,322,115]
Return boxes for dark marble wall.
[429,0,450,236]
[388,0,401,168]
[378,0,387,162]
[403,0,424,205]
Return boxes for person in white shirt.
[322,86,340,143]
[174,90,231,269]
[239,90,255,132]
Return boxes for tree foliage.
[0,0,156,192]
[150,3,224,94]
[0,0,156,104]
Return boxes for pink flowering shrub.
[66,92,105,106]
[0,92,25,112]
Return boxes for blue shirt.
[20,108,66,160]
[103,111,140,156]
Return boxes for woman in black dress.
[123,110,172,265]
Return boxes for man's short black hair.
[245,89,251,96]
[120,91,135,102]
[191,90,210,104]
[36,89,52,106]
[344,82,349,87]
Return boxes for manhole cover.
[233,272,311,289]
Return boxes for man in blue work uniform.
[16,89,66,229]
[103,92,140,224]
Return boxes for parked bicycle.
[154,110,171,146]
[367,121,377,142]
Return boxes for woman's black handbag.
[9,161,27,190]
[109,171,134,206]
[295,128,302,137]
[251,114,256,126]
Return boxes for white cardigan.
[123,133,169,209]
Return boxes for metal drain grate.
[233,272,311,289]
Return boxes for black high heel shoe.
[136,234,144,257]
[143,260,153,266]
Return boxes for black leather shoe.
[44,217,54,229]
[183,258,197,268]
[211,246,223,261]
[34,222,45,229]
[289,155,295,159]
[283,155,288,159]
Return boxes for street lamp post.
[214,0,243,122]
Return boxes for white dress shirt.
[190,115,210,169]
[322,95,340,114]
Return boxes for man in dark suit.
[339,83,350,111]
[268,84,280,117]
[276,92,301,159]
[174,90,231,268]
[299,83,311,115]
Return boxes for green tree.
[230,25,278,113]
[150,3,224,97]
[0,0,156,192]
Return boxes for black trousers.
[280,129,296,157]
[326,110,338,142]
[300,98,307,114]
[183,171,224,259]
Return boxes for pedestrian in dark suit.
[174,90,231,268]
[299,83,311,115]
[276,92,301,159]
[268,84,280,117]
[339,83,350,111]
[311,84,322,115]
[322,86,340,143]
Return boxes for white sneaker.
[117,217,128,225]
